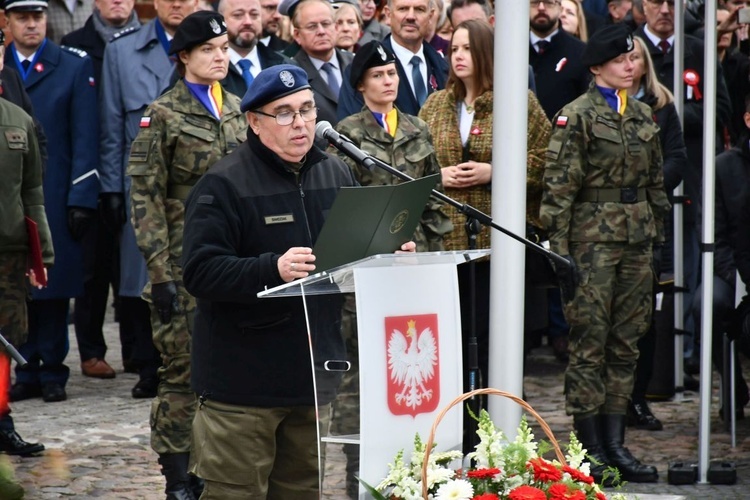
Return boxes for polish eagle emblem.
[386,315,439,416]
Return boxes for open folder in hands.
[312,174,439,273]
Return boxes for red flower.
[548,483,586,500]
[470,126,482,135]
[508,485,547,500]
[472,494,500,500]
[596,493,607,500]
[562,465,595,484]
[467,467,501,480]
[527,457,562,482]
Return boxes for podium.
[259,249,490,498]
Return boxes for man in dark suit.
[219,0,291,98]
[259,0,290,51]
[528,0,589,120]
[60,0,141,382]
[5,0,100,404]
[291,0,353,126]
[337,0,448,121]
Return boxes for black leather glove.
[152,281,180,325]
[67,207,96,241]
[652,244,664,280]
[555,255,579,303]
[99,192,126,232]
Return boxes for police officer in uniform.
[540,24,670,484]
[127,11,247,499]
[4,0,100,404]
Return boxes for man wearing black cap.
[127,11,246,500]
[4,0,100,405]
[182,63,415,498]
[540,24,670,485]
[99,0,197,405]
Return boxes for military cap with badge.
[348,40,395,88]
[240,64,312,112]
[3,0,48,11]
[581,23,634,68]
[169,10,228,55]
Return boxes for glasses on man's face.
[645,0,675,8]
[298,20,335,32]
[255,107,318,126]
[530,0,560,7]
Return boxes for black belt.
[577,187,647,204]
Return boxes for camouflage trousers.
[563,241,653,416]
[0,253,28,352]
[147,271,197,455]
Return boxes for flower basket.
[421,388,566,499]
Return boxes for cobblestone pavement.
[4,303,749,499]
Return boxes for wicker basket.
[420,388,566,499]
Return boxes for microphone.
[315,121,378,170]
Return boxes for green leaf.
[357,477,388,500]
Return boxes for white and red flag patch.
[556,115,569,127]
[139,116,151,128]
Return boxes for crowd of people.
[1,0,750,497]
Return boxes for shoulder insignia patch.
[555,115,568,128]
[112,26,139,40]
[61,46,88,58]
[140,116,151,128]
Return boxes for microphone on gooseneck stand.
[314,121,381,171]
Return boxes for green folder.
[312,174,439,273]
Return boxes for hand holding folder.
[25,216,47,288]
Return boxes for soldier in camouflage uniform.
[126,12,247,500]
[540,25,670,485]
[327,40,452,497]
[0,96,53,499]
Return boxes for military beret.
[581,23,634,68]
[279,0,333,19]
[169,11,227,55]
[4,0,47,11]
[349,40,396,88]
[332,0,359,9]
[240,64,312,112]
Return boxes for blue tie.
[410,56,427,106]
[321,62,340,96]
[237,59,254,88]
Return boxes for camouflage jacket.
[540,84,671,256]
[330,106,452,252]
[127,79,247,285]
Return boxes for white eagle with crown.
[387,319,437,410]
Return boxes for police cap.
[240,64,312,112]
[349,40,396,88]
[169,11,228,55]
[581,24,634,68]
[4,0,48,12]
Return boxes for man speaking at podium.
[182,64,414,498]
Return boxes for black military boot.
[627,399,663,431]
[0,429,45,456]
[601,414,658,483]
[572,415,615,486]
[158,453,197,500]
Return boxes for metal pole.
[698,0,718,484]
[487,0,528,436]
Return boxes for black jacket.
[0,66,48,170]
[337,35,449,121]
[60,16,106,84]
[182,133,357,407]
[529,28,589,120]
[736,185,750,288]
[714,137,750,287]
[220,44,294,99]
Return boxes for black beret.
[169,11,227,55]
[581,24,634,67]
[4,0,47,11]
[349,40,396,88]
[240,64,312,112]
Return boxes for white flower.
[434,479,473,500]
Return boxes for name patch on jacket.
[264,214,294,225]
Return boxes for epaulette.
[61,46,88,58]
[112,25,139,40]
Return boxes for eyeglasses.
[254,107,318,126]
[297,20,335,32]
[530,0,560,7]
[644,0,675,7]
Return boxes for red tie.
[658,40,670,55]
